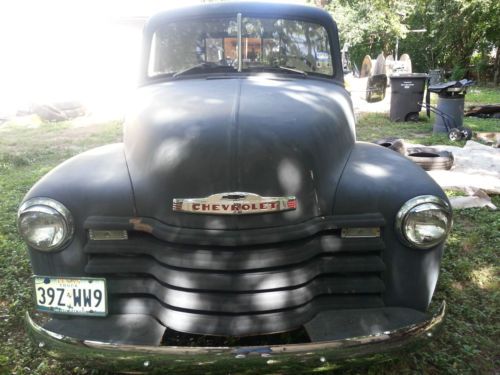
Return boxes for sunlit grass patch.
[357,111,499,145]
[470,266,498,290]
[466,86,500,106]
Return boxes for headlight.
[17,198,74,251]
[396,195,452,249]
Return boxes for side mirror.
[366,74,387,103]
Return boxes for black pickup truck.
[20,2,449,372]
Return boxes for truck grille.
[84,229,385,336]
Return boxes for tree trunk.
[494,46,500,86]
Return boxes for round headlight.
[396,195,452,249]
[17,198,74,251]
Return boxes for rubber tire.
[461,127,473,140]
[373,137,406,155]
[406,147,454,171]
[448,128,463,142]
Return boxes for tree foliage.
[316,0,500,82]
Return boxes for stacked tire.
[373,138,454,171]
[373,137,406,155]
[405,147,454,171]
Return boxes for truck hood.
[124,76,355,230]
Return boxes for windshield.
[148,16,334,77]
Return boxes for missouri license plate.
[34,276,107,316]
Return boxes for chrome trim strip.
[89,230,128,241]
[341,227,381,238]
[25,302,445,372]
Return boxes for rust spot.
[129,218,153,234]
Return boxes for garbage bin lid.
[429,79,474,93]
[429,81,457,91]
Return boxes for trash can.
[389,73,428,122]
[433,95,465,133]
[428,79,474,134]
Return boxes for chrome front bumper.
[26,302,445,373]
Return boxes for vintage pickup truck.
[20,2,449,372]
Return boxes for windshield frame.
[140,3,343,85]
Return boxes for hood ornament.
[173,192,296,215]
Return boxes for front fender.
[333,142,449,311]
[21,143,135,276]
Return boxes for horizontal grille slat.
[84,226,386,335]
[87,254,385,291]
[84,233,384,271]
[107,275,384,313]
[85,213,385,246]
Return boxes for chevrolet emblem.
[173,192,297,215]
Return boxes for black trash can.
[433,94,465,133]
[428,80,473,134]
[389,73,428,122]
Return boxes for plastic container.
[389,73,428,122]
[433,94,465,133]
[428,79,473,134]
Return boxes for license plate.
[34,276,107,316]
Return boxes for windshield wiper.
[173,62,236,78]
[277,66,308,76]
[245,65,308,76]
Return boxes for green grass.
[1,88,499,374]
[0,120,122,375]
[356,98,500,145]
[465,86,500,106]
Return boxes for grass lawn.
[356,84,500,145]
[465,86,500,107]
[0,87,499,375]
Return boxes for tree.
[402,0,500,78]
[315,0,500,82]
[200,0,499,82]
[321,0,413,62]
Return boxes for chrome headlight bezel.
[395,195,452,249]
[17,198,74,252]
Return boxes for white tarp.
[425,141,500,195]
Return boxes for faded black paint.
[20,2,448,345]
